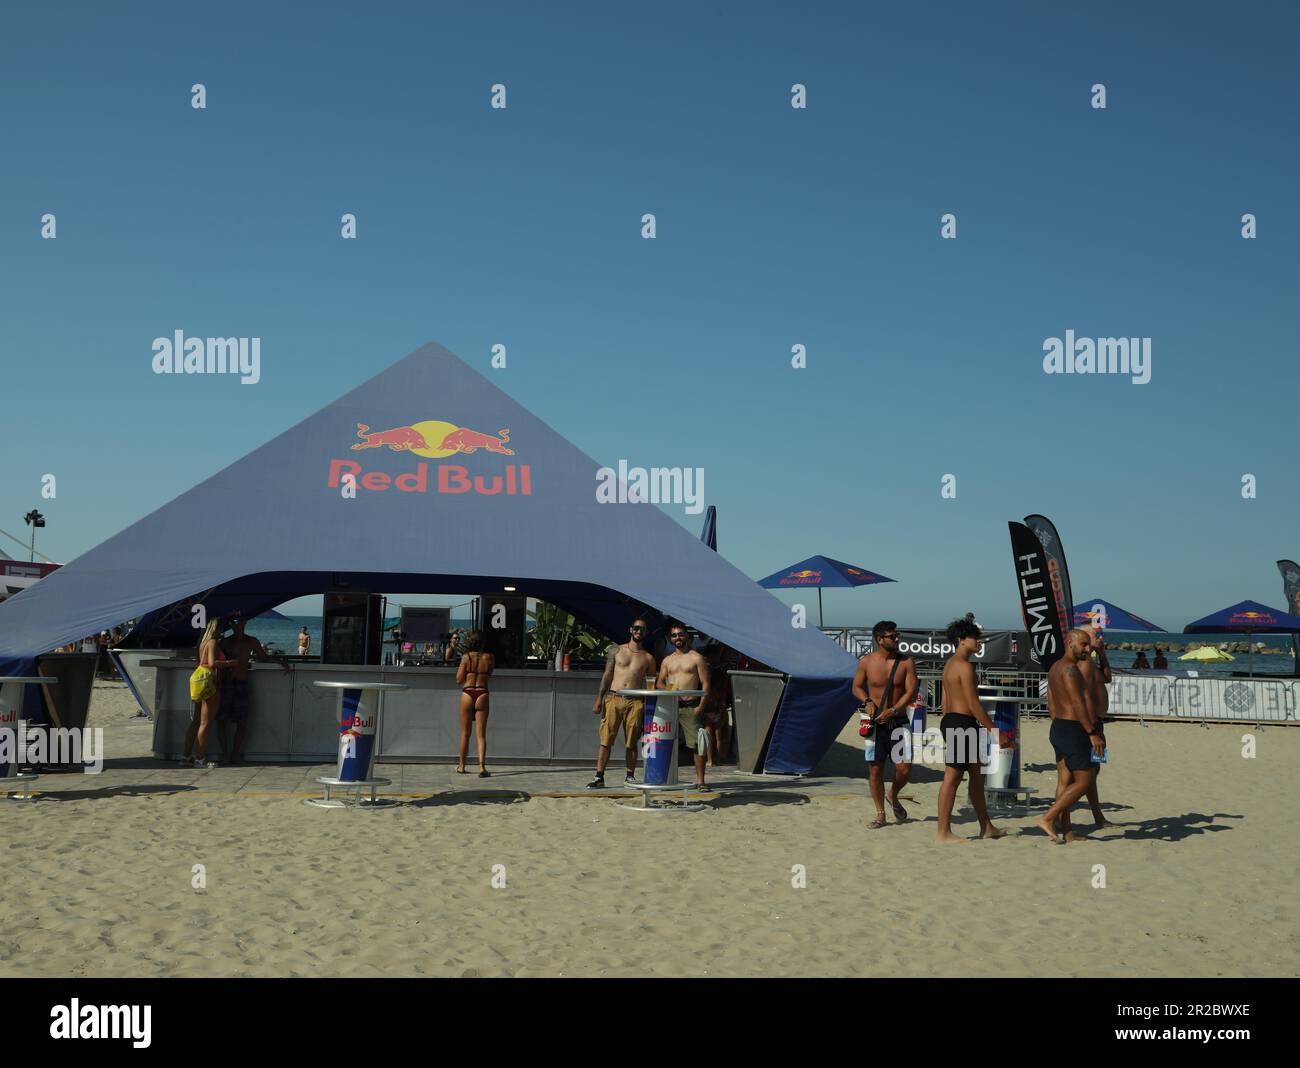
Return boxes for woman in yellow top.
[455,630,495,777]
[183,617,233,768]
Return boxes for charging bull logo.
[331,418,531,496]
[352,421,514,456]
[780,569,822,585]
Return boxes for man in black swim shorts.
[1037,628,1105,842]
[935,616,1004,843]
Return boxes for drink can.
[336,688,379,782]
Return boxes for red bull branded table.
[0,676,54,800]
[612,688,707,813]
[305,680,408,809]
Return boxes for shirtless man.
[298,627,311,657]
[587,618,658,788]
[1073,625,1112,829]
[656,621,712,789]
[935,616,1004,843]
[218,617,290,764]
[1037,628,1106,842]
[852,620,918,828]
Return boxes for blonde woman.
[183,617,231,768]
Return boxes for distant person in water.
[935,617,1004,843]
[456,630,494,776]
[1153,648,1168,670]
[1132,650,1150,670]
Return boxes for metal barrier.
[1169,677,1296,724]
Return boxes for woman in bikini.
[183,617,232,768]
[455,630,495,777]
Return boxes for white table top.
[312,681,409,691]
[0,677,57,685]
[613,688,706,698]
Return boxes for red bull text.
[328,459,532,496]
[337,690,378,782]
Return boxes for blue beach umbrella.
[758,555,896,627]
[1184,599,1300,677]
[1071,598,1164,633]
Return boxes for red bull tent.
[0,342,857,773]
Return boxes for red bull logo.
[1230,611,1274,624]
[330,418,531,496]
[781,569,822,585]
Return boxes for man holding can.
[852,620,918,829]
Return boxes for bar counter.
[147,659,615,764]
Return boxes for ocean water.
[244,615,473,656]
[1096,630,1296,677]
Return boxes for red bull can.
[641,696,679,786]
[336,688,379,782]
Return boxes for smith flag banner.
[1009,521,1065,667]
[1024,514,1074,642]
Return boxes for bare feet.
[981,826,1007,840]
[1092,817,1115,830]
[1063,830,1089,842]
[934,831,966,843]
[1035,816,1061,842]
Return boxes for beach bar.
[0,343,859,775]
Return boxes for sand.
[0,682,1295,977]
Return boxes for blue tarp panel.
[0,342,855,770]
[762,676,858,775]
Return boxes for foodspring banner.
[856,630,1019,665]
[1009,521,1065,668]
[1024,514,1074,639]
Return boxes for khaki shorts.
[679,701,704,750]
[600,695,644,748]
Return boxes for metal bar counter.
[144,660,609,764]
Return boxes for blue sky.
[2,1,1297,628]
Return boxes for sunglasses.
[630,626,645,632]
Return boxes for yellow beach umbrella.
[1179,645,1235,662]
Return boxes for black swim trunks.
[939,712,984,768]
[868,715,912,766]
[1050,718,1099,773]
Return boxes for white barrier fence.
[1106,674,1298,724]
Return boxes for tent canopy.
[1183,600,1300,634]
[0,342,858,770]
[1072,597,1164,633]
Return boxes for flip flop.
[891,800,908,822]
[478,770,491,778]
[454,767,467,774]
[868,816,887,830]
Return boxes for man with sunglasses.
[656,620,713,789]
[851,620,918,828]
[587,618,657,789]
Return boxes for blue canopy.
[1184,599,1300,634]
[1072,598,1164,633]
[0,342,857,771]
[758,555,895,589]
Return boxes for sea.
[244,617,1297,677]
[244,614,473,656]
[1082,630,1296,677]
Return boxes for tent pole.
[818,588,823,629]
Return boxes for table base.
[304,776,395,809]
[0,773,40,801]
[615,782,707,813]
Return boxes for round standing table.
[0,676,55,800]
[304,680,408,809]
[611,688,707,813]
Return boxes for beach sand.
[0,682,1295,978]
